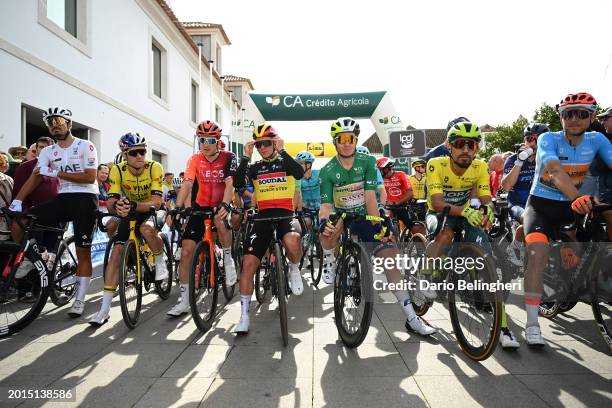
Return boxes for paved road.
[1,273,611,407]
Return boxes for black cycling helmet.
[523,123,550,137]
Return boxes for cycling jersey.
[382,170,412,204]
[503,154,536,208]
[531,131,612,201]
[319,153,378,215]
[234,150,304,212]
[409,174,426,200]
[426,156,490,211]
[36,138,98,195]
[184,151,237,207]
[108,160,163,202]
[300,169,321,209]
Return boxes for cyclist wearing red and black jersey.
[318,117,436,336]
[377,157,426,237]
[522,92,612,346]
[10,107,98,319]
[167,120,237,317]
[232,123,304,334]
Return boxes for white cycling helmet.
[42,107,72,122]
[330,117,360,138]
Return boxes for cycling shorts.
[115,213,154,246]
[243,210,301,260]
[523,195,575,240]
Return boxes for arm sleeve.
[225,153,237,180]
[233,157,250,189]
[107,165,122,198]
[503,155,516,175]
[35,149,50,171]
[183,154,198,182]
[426,159,444,197]
[279,150,304,179]
[478,164,492,197]
[538,133,559,167]
[83,142,98,170]
[364,156,378,191]
[150,162,163,196]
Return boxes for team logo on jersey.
[89,145,94,151]
[429,165,434,172]
[54,151,58,156]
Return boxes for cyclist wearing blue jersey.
[295,151,320,229]
[522,92,612,346]
[501,123,549,266]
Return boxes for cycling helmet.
[376,157,394,170]
[114,152,124,165]
[252,123,278,139]
[356,146,370,155]
[330,117,360,138]
[196,120,222,139]
[524,123,550,137]
[411,158,426,168]
[447,121,482,143]
[118,132,147,150]
[295,151,315,163]
[42,107,72,122]
[446,116,470,132]
[556,92,597,113]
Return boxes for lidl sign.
[285,142,336,158]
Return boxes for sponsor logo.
[265,96,281,106]
[399,133,414,149]
[307,143,324,156]
[379,115,401,125]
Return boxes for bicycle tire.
[311,233,323,286]
[0,249,50,338]
[154,234,174,300]
[448,243,501,361]
[591,272,612,354]
[333,241,373,348]
[49,235,77,307]
[559,301,578,313]
[274,243,289,346]
[401,232,432,316]
[189,241,218,333]
[118,240,142,329]
[255,255,272,304]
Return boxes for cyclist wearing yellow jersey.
[89,133,167,326]
[409,159,426,200]
[425,122,520,349]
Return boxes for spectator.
[8,146,27,163]
[97,164,110,209]
[0,155,13,241]
[25,143,37,161]
[1,151,19,178]
[0,152,9,174]
[12,137,57,211]
[488,154,504,197]
[502,151,513,162]
[162,172,174,200]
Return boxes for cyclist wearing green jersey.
[318,117,436,336]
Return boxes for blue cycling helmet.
[295,151,315,163]
[118,132,147,151]
[356,145,370,155]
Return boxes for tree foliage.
[533,103,561,131]
[479,116,528,161]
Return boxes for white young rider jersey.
[36,138,99,195]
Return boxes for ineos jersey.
[36,138,98,195]
[184,151,237,207]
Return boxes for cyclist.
[522,92,612,346]
[319,117,436,336]
[377,157,426,236]
[232,123,305,334]
[501,123,549,266]
[167,120,238,317]
[425,121,520,348]
[356,145,387,206]
[89,133,168,326]
[10,107,98,317]
[295,151,320,266]
[424,117,470,163]
[409,158,426,201]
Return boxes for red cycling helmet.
[556,92,597,113]
[376,157,394,170]
[196,120,222,139]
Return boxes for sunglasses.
[127,148,147,157]
[45,116,67,127]
[198,137,218,145]
[561,109,591,121]
[334,134,357,145]
[254,140,273,149]
[450,139,478,151]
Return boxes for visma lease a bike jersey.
[108,160,163,202]
[36,138,98,195]
[530,131,612,201]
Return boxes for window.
[150,37,168,105]
[215,105,222,124]
[38,0,90,55]
[191,80,199,124]
[229,85,242,105]
[191,35,211,61]
[216,44,222,73]
[152,151,163,164]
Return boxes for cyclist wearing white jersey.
[10,107,99,318]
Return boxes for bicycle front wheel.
[274,243,289,346]
[118,240,142,329]
[154,234,174,300]
[591,272,612,354]
[50,235,78,307]
[401,232,432,316]
[334,241,373,349]
[448,243,501,361]
[189,241,218,333]
[311,232,323,286]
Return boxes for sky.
[168,0,612,142]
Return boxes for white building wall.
[0,0,236,173]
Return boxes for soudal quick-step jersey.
[36,138,98,195]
